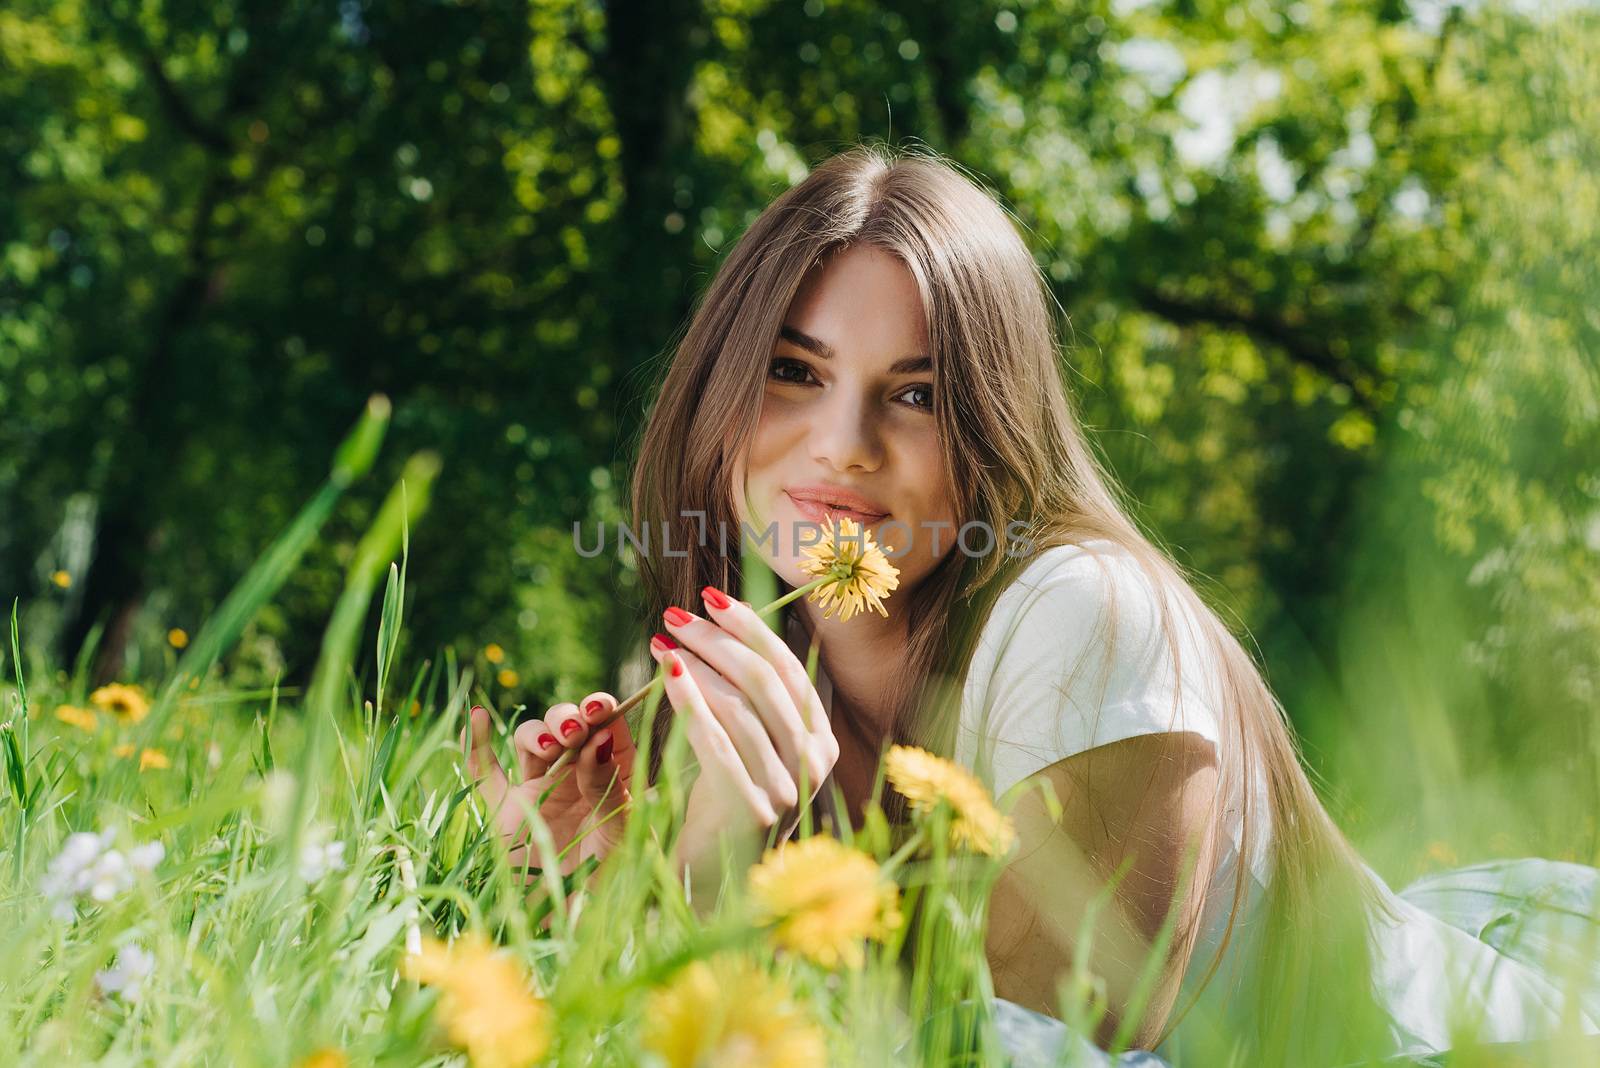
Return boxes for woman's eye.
[768,357,816,385]
[899,384,935,411]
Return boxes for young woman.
[464,144,1597,1064]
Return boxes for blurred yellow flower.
[113,744,171,771]
[51,570,72,588]
[402,932,551,1068]
[497,668,519,689]
[54,704,99,733]
[885,745,1016,858]
[643,954,825,1068]
[484,642,506,664]
[797,516,900,622]
[90,683,150,724]
[748,836,901,969]
[167,627,189,649]
[294,1050,348,1068]
[1424,840,1458,867]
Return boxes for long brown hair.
[624,142,1388,1059]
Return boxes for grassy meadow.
[0,398,1025,1068]
[2,397,1596,1068]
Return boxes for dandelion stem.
[760,575,833,614]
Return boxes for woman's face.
[731,244,960,609]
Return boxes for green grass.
[2,398,1596,1068]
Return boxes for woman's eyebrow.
[778,325,932,374]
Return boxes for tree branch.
[1130,282,1380,414]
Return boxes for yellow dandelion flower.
[484,642,506,664]
[51,570,72,588]
[294,1050,349,1068]
[112,744,170,771]
[497,668,520,688]
[643,954,826,1068]
[748,836,902,969]
[885,745,1017,858]
[403,932,551,1068]
[54,704,99,733]
[167,627,189,649]
[90,683,151,724]
[797,516,900,622]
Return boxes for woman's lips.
[785,491,888,527]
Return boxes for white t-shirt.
[951,539,1274,1005]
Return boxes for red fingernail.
[596,733,613,764]
[650,632,678,652]
[663,605,692,627]
[560,719,581,737]
[537,733,556,749]
[701,585,731,610]
[669,653,684,678]
[584,699,605,718]
[471,704,485,715]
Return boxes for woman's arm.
[985,730,1221,1049]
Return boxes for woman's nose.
[808,389,883,471]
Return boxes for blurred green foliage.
[1,1,1595,863]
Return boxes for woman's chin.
[774,560,810,593]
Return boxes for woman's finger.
[513,718,561,782]
[465,704,510,810]
[661,604,807,768]
[650,639,777,828]
[701,587,832,739]
[690,589,838,783]
[574,724,634,813]
[656,631,796,812]
[546,701,590,750]
[577,690,617,729]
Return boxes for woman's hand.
[463,696,635,878]
[650,586,840,890]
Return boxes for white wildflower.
[297,827,347,883]
[95,943,155,1003]
[87,850,131,903]
[40,829,163,920]
[129,841,166,870]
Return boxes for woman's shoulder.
[999,536,1129,581]
[979,538,1170,656]
[955,537,1225,797]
